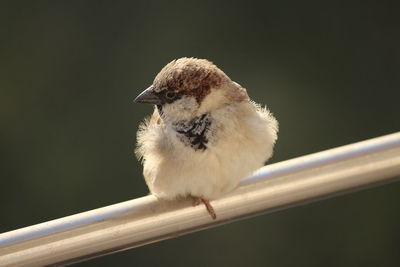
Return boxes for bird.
[134,57,278,219]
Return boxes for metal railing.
[1,132,400,266]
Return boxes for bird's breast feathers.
[136,101,278,200]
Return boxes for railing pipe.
[1,132,400,266]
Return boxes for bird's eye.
[165,91,177,100]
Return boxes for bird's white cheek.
[196,88,228,115]
[162,97,198,122]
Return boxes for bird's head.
[134,58,248,122]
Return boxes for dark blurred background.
[1,1,399,266]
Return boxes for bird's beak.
[134,85,161,105]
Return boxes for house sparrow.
[134,58,278,219]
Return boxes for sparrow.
[134,57,278,219]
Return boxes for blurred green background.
[1,1,400,266]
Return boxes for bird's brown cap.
[153,57,231,103]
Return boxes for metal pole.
[1,132,400,267]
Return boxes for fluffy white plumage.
[135,57,278,218]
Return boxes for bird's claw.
[193,197,216,220]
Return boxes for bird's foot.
[193,197,216,220]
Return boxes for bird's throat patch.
[173,113,212,151]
